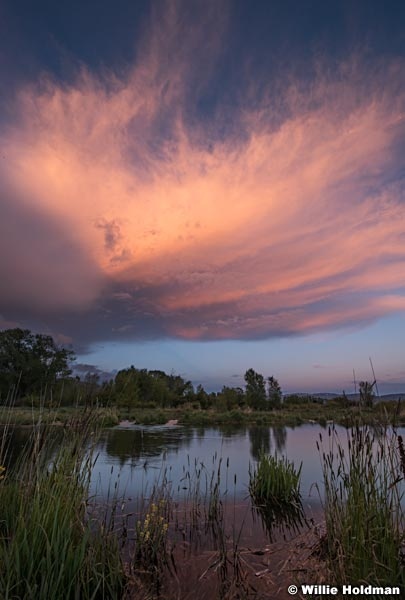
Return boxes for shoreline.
[1,402,404,428]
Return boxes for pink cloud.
[1,3,405,344]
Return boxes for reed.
[249,453,302,509]
[0,413,125,600]
[248,453,305,543]
[125,451,255,598]
[318,425,405,589]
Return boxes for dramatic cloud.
[1,1,405,348]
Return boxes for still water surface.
[90,423,334,510]
[7,423,402,511]
[6,422,404,550]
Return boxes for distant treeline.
[0,328,284,410]
[0,328,375,410]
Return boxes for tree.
[218,386,245,411]
[267,376,282,408]
[244,368,267,410]
[0,328,75,399]
[113,367,193,409]
[194,384,210,409]
[82,372,101,407]
[114,367,141,410]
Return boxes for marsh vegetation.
[1,329,405,597]
[3,328,404,431]
[318,425,405,592]
[1,411,405,598]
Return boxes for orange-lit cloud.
[1,2,405,346]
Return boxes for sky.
[1,0,405,394]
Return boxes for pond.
[4,421,405,597]
[91,423,327,509]
[6,421,403,516]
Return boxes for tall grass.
[249,453,305,540]
[132,486,174,595]
[249,453,302,509]
[318,425,405,589]
[125,452,254,598]
[0,414,125,600]
[0,430,254,600]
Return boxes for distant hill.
[284,392,405,402]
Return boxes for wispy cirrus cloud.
[1,0,405,347]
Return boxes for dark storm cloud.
[0,175,103,314]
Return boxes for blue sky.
[1,1,405,392]
[83,314,405,394]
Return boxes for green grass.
[3,394,405,597]
[0,405,120,427]
[0,415,125,600]
[249,453,302,508]
[318,425,405,591]
[248,453,305,540]
[4,399,405,429]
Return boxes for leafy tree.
[113,366,193,409]
[167,372,194,405]
[114,367,141,410]
[194,384,211,409]
[97,379,115,406]
[82,372,101,407]
[244,368,267,410]
[267,376,282,408]
[0,328,74,399]
[218,386,245,411]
